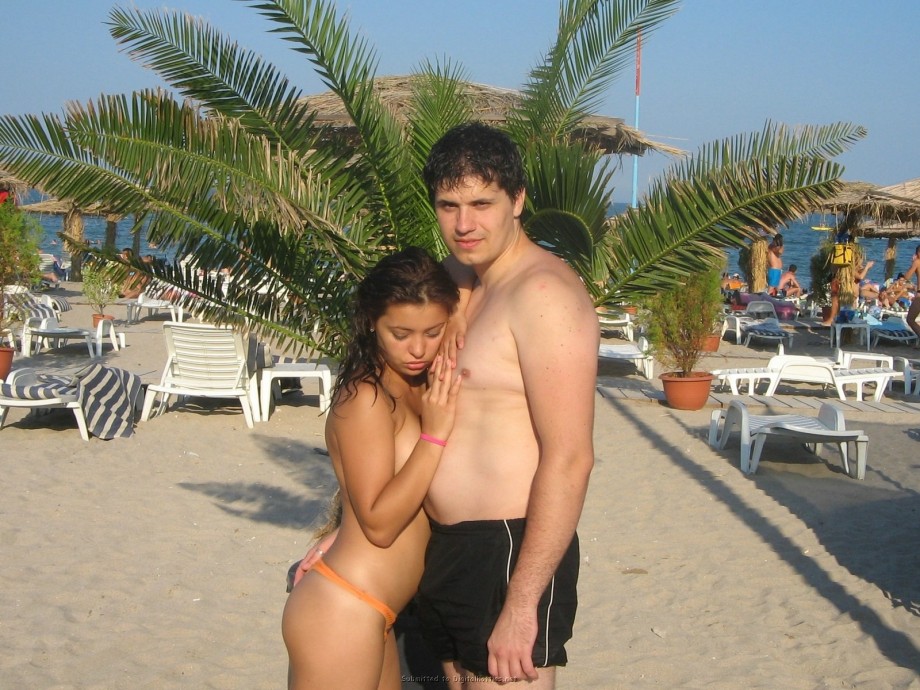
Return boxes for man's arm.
[486,269,598,682]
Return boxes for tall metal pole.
[630,30,642,208]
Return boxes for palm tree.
[0,0,865,357]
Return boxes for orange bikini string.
[312,558,397,634]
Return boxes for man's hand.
[486,603,539,683]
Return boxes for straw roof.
[300,75,683,157]
[852,220,920,239]
[19,198,116,218]
[815,179,920,225]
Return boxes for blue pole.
[630,31,641,208]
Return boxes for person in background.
[766,234,784,296]
[117,247,148,299]
[902,246,920,338]
[778,264,802,298]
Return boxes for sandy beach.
[1,286,918,688]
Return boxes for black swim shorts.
[415,518,579,679]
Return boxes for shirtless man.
[416,123,598,688]
[778,264,802,298]
[766,234,784,296]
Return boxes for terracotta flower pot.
[0,345,14,382]
[92,313,115,328]
[659,371,715,411]
[699,333,721,352]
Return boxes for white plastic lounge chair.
[0,368,89,440]
[893,357,920,396]
[258,352,332,421]
[598,336,654,379]
[597,309,634,341]
[723,301,779,344]
[708,399,868,478]
[866,315,918,348]
[141,322,258,428]
[711,365,780,395]
[125,289,184,324]
[741,318,793,349]
[764,355,898,402]
[21,316,95,357]
[0,364,141,440]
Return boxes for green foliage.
[642,267,724,376]
[0,201,42,329]
[809,237,835,306]
[81,264,120,315]
[0,0,866,358]
[0,202,42,285]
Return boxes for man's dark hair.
[789,264,797,272]
[422,122,526,203]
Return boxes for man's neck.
[472,226,530,288]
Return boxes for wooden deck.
[597,381,920,417]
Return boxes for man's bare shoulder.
[509,247,595,312]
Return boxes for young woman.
[282,247,462,690]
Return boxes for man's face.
[432,176,525,269]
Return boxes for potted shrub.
[0,201,42,380]
[643,267,724,410]
[82,265,120,327]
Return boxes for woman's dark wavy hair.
[333,247,459,410]
[422,122,526,203]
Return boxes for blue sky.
[3,1,918,203]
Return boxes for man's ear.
[512,189,526,219]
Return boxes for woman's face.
[374,302,450,378]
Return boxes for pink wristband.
[420,433,447,447]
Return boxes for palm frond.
[606,155,845,300]
[509,0,679,144]
[108,6,323,157]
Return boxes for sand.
[1,286,918,689]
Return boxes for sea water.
[29,203,920,291]
[608,203,918,290]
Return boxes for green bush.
[82,265,120,315]
[0,202,42,330]
[643,267,724,377]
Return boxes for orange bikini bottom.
[312,558,397,635]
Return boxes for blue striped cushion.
[0,381,75,400]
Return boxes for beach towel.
[71,364,142,440]
[0,365,141,439]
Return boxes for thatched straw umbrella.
[0,171,30,200]
[300,75,684,157]
[813,178,920,280]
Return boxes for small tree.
[82,264,120,316]
[0,201,42,331]
[643,267,724,377]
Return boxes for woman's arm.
[335,358,461,547]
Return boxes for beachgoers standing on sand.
[414,122,598,688]
[767,234,784,295]
[282,247,462,690]
[902,245,920,338]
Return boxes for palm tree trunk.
[750,238,767,293]
[104,214,118,251]
[63,205,85,281]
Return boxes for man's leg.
[907,294,920,338]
